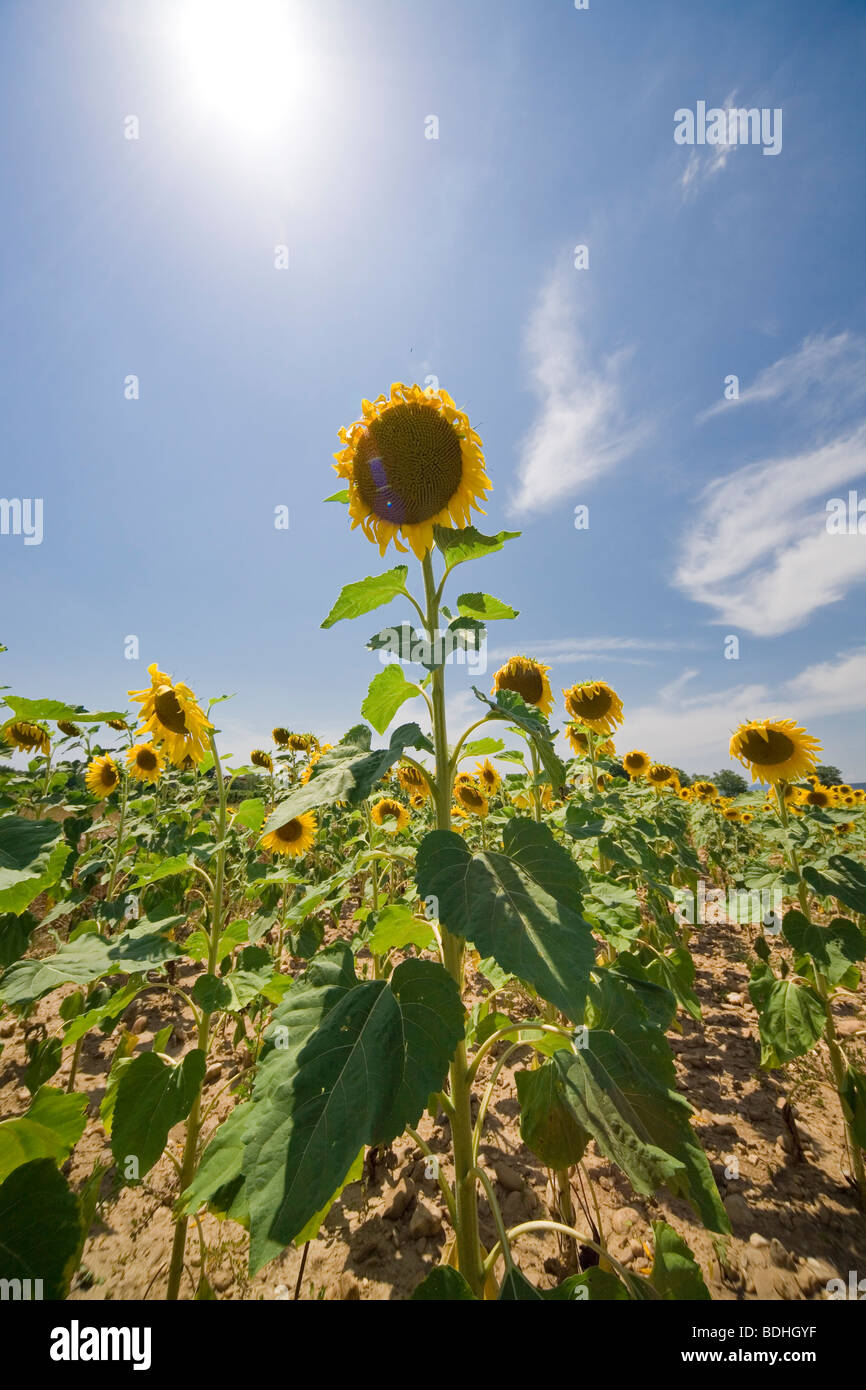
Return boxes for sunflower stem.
[106,772,129,908]
[421,548,484,1298]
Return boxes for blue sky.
[2,0,865,777]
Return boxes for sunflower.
[334,383,490,560]
[261,812,317,858]
[622,750,650,778]
[512,784,554,811]
[410,792,428,812]
[286,733,312,752]
[800,786,834,809]
[454,771,477,791]
[740,811,754,824]
[722,807,740,823]
[3,721,50,755]
[397,762,430,800]
[371,797,410,833]
[692,780,717,802]
[678,787,693,802]
[57,720,81,738]
[272,727,291,747]
[476,758,501,794]
[300,750,322,785]
[562,681,624,737]
[454,782,489,818]
[125,743,163,785]
[492,656,554,717]
[86,754,120,799]
[107,718,129,732]
[835,784,853,796]
[129,664,212,766]
[730,719,822,786]
[251,749,274,772]
[835,822,855,835]
[647,763,674,788]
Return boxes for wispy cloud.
[487,635,694,666]
[679,90,739,197]
[698,332,866,424]
[508,268,649,516]
[674,423,866,635]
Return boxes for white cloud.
[508,269,648,516]
[487,635,693,667]
[698,332,866,423]
[674,423,866,635]
[679,90,739,197]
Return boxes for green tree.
[814,764,842,786]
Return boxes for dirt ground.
[1,905,864,1301]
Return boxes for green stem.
[106,773,130,904]
[421,549,484,1297]
[166,731,228,1300]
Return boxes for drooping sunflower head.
[692,780,717,802]
[334,383,491,560]
[371,797,410,833]
[251,749,274,772]
[476,758,501,794]
[835,822,855,835]
[3,721,51,755]
[647,763,674,787]
[454,782,489,818]
[285,733,313,752]
[129,664,213,767]
[57,720,81,739]
[562,681,624,737]
[410,792,428,812]
[300,750,322,785]
[622,749,650,778]
[729,719,822,786]
[397,762,430,800]
[722,807,740,822]
[261,812,317,858]
[566,724,590,756]
[272,727,291,747]
[454,771,477,791]
[125,743,163,785]
[107,718,129,732]
[492,656,553,718]
[800,786,834,808]
[85,754,120,799]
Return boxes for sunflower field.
[1,383,865,1308]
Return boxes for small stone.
[131,1015,148,1034]
[769,1238,795,1271]
[415,1238,427,1255]
[204,1063,222,1085]
[749,1232,769,1248]
[0,1019,16,1039]
[725,992,744,1005]
[409,1198,443,1239]
[210,1268,234,1292]
[493,1161,524,1194]
[611,1206,641,1235]
[723,1193,750,1227]
[383,1177,416,1220]
[273,1284,290,1300]
[835,1017,861,1038]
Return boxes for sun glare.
[172,0,313,137]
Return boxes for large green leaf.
[456,592,519,621]
[416,825,595,1022]
[498,1267,545,1300]
[0,1088,88,1183]
[783,910,865,987]
[321,566,408,628]
[0,916,185,1008]
[803,855,866,916]
[411,1265,477,1300]
[434,525,520,570]
[471,688,565,791]
[361,666,421,735]
[0,1158,82,1298]
[501,817,585,911]
[748,972,826,1069]
[516,1061,589,1169]
[111,1049,206,1178]
[260,724,431,836]
[0,816,70,915]
[368,903,436,955]
[242,957,461,1271]
[649,1220,710,1300]
[178,1101,252,1222]
[840,1067,866,1149]
[0,911,36,967]
[3,697,127,725]
[554,1033,729,1233]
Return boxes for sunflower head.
[678,788,692,802]
[3,721,51,755]
[300,750,323,785]
[730,719,822,786]
[835,822,855,835]
[492,656,554,718]
[692,780,717,802]
[647,763,674,787]
[334,383,490,560]
[272,727,291,747]
[801,786,834,808]
[622,749,650,778]
[722,807,740,822]
[57,720,81,738]
[562,681,624,737]
[476,758,501,794]
[129,664,212,767]
[371,797,410,833]
[107,718,129,732]
[410,792,428,811]
[287,733,313,752]
[86,754,120,799]
[397,762,430,799]
[454,782,489,818]
[125,743,163,785]
[740,811,754,824]
[251,749,274,772]
[261,812,317,858]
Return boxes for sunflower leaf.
[0,817,70,916]
[434,526,521,570]
[457,592,519,621]
[323,490,349,504]
[471,688,566,791]
[321,567,409,629]
[2,697,129,724]
[361,667,421,736]
[454,738,504,760]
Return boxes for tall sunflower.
[334,383,490,560]
[3,721,50,755]
[562,681,624,737]
[261,813,317,858]
[622,750,650,778]
[730,719,822,786]
[129,664,212,766]
[800,786,834,808]
[272,727,291,747]
[397,762,430,800]
[86,755,120,799]
[647,763,674,788]
[492,656,553,718]
[126,743,163,785]
[691,780,717,802]
[476,758,501,794]
[371,797,410,833]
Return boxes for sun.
[172,0,316,138]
